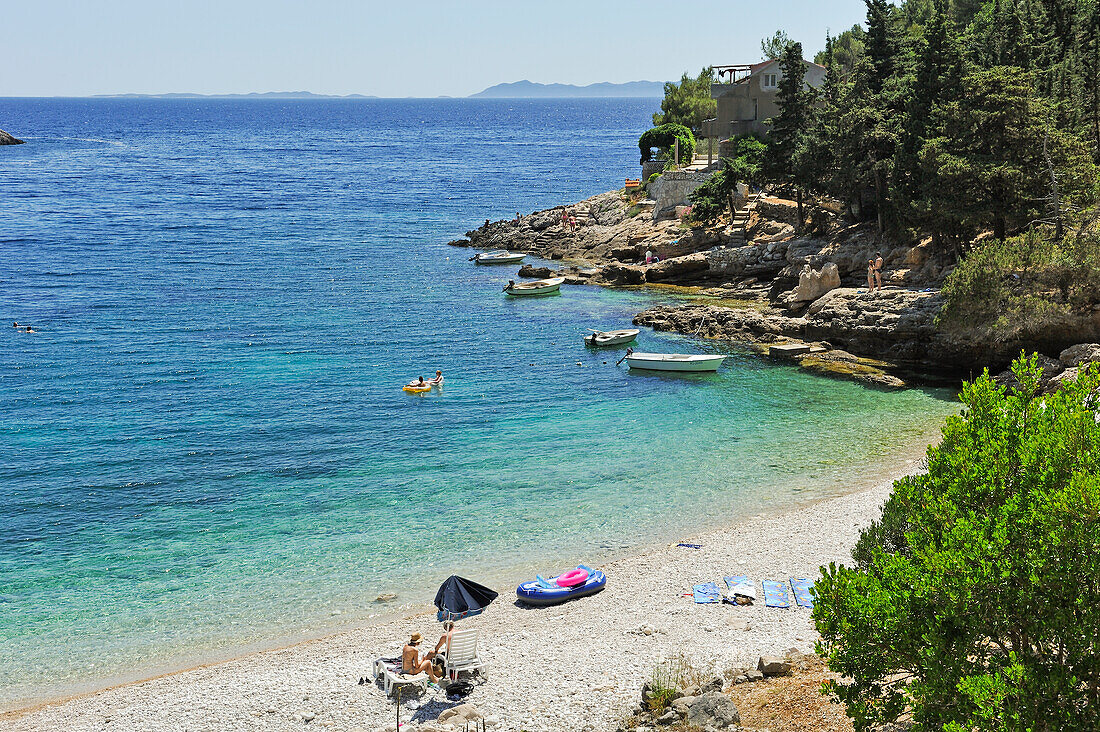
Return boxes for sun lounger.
[440,627,488,682]
[373,657,429,696]
[762,580,790,608]
[692,582,720,604]
[790,577,815,608]
[723,576,757,604]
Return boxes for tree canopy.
[638,124,696,166]
[760,30,793,60]
[651,68,716,136]
[814,354,1100,731]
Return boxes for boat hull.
[475,253,525,264]
[625,353,726,372]
[504,277,565,296]
[516,570,607,606]
[585,329,639,347]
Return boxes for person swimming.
[427,370,444,386]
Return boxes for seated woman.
[402,633,439,683]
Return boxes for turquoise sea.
[0,98,957,708]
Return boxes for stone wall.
[705,241,790,278]
[755,198,799,225]
[648,170,711,221]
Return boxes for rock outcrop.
[0,129,24,145]
[786,262,841,303]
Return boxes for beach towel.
[722,576,756,604]
[762,580,790,608]
[692,582,720,604]
[677,542,703,549]
[790,577,815,608]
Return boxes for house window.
[762,73,778,90]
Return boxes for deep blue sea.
[0,98,957,708]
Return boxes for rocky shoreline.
[0,129,24,145]
[452,190,1100,386]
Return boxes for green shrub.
[814,354,1100,731]
[647,172,661,185]
[689,167,734,223]
[938,220,1100,337]
[639,124,696,166]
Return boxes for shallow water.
[0,98,957,707]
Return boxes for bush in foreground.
[814,354,1100,731]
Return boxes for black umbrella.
[434,575,499,622]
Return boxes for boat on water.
[503,277,564,296]
[403,383,432,393]
[624,351,726,372]
[516,565,606,607]
[585,329,639,347]
[473,250,526,265]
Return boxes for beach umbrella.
[434,575,498,622]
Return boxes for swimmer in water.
[428,370,444,386]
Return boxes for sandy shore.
[1,455,924,732]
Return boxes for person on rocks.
[569,215,577,233]
[867,259,876,294]
[645,250,653,264]
[402,632,440,683]
[874,252,884,291]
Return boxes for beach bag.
[446,680,473,700]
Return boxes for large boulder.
[602,263,646,285]
[437,704,484,726]
[787,262,841,303]
[1059,343,1100,367]
[684,692,741,730]
[757,656,792,676]
[0,129,24,145]
[645,252,709,283]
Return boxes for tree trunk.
[873,164,886,237]
[994,215,1006,241]
[796,187,804,230]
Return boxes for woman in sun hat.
[401,632,439,682]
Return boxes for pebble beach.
[2,457,921,732]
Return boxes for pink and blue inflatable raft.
[516,565,606,606]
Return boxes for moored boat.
[624,351,726,372]
[516,565,606,607]
[585,329,639,347]
[473,250,526,264]
[503,277,564,296]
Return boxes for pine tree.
[1077,0,1100,158]
[764,42,811,225]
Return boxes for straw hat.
[409,632,423,645]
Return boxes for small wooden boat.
[585,329,640,347]
[474,250,526,265]
[624,352,726,372]
[504,277,564,296]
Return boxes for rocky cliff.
[0,129,24,145]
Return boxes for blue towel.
[723,576,756,603]
[677,542,703,549]
[692,582,720,604]
[790,577,815,608]
[762,580,790,608]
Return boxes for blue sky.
[1,1,868,97]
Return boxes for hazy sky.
[2,1,868,97]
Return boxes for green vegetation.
[651,68,717,137]
[939,214,1100,334]
[689,136,767,223]
[760,30,793,60]
[770,0,1099,246]
[764,42,812,225]
[814,354,1100,731]
[638,124,696,166]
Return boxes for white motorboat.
[474,250,526,264]
[585,329,640,347]
[503,277,564,296]
[624,352,726,372]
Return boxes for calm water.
[0,98,957,707]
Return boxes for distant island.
[469,80,665,98]
[92,92,379,100]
